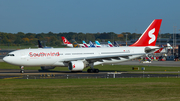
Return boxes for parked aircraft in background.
[113,41,119,47]
[61,36,73,47]
[89,41,96,47]
[108,41,114,47]
[95,41,101,47]
[167,43,172,49]
[154,48,164,53]
[3,19,162,73]
[71,39,81,48]
[153,43,171,54]
[38,40,43,48]
[38,40,52,48]
[82,41,89,47]
[61,36,85,48]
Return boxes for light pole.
[126,34,128,46]
[159,30,161,46]
[173,26,177,56]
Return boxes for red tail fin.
[61,36,71,44]
[130,19,162,47]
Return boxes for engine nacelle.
[41,66,55,70]
[68,61,86,71]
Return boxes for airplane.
[38,40,43,48]
[3,19,162,73]
[71,39,81,48]
[89,41,96,47]
[154,47,164,53]
[82,41,89,47]
[153,43,171,54]
[61,36,73,47]
[95,41,101,47]
[108,41,114,47]
[38,40,52,48]
[61,36,85,48]
[167,43,172,49]
[113,41,119,47]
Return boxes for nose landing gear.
[20,66,24,73]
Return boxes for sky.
[0,0,180,34]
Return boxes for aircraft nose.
[3,57,12,63]
[3,57,8,62]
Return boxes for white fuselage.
[66,44,85,48]
[3,47,153,67]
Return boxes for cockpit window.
[7,54,15,56]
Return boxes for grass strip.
[0,78,180,101]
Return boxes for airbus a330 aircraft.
[3,19,162,73]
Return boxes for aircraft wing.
[62,53,145,62]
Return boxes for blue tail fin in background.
[89,41,96,47]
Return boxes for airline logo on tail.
[130,19,162,47]
[154,48,163,53]
[61,36,71,44]
[82,41,89,47]
[89,41,96,47]
[95,41,101,47]
[113,41,119,47]
[148,28,155,44]
[71,39,80,48]
[38,40,43,48]
[108,41,113,47]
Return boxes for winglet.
[130,19,162,47]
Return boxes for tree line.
[0,31,172,47]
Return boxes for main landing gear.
[87,62,99,73]
[87,69,99,73]
[20,66,24,73]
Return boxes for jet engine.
[41,66,56,70]
[68,61,86,71]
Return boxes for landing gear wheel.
[87,69,99,73]
[20,66,24,73]
[87,69,90,73]
[20,70,24,73]
[94,69,99,73]
[87,69,94,73]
